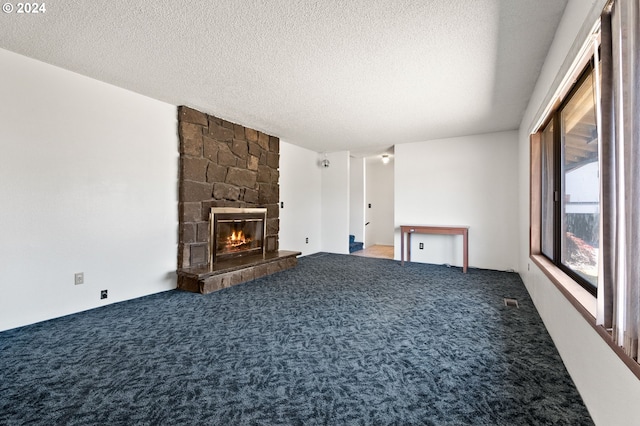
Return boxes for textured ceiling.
[0,0,568,155]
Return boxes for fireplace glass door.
[210,208,266,263]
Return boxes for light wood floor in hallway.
[351,245,394,260]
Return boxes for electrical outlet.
[100,290,108,300]
[419,243,424,249]
[305,237,309,244]
[74,272,84,285]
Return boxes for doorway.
[349,153,394,260]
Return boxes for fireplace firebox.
[210,208,267,264]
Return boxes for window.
[559,67,599,289]
[537,62,600,295]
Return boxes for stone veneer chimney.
[177,106,280,270]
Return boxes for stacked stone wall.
[178,106,279,269]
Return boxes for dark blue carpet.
[0,253,593,425]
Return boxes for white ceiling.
[0,0,568,156]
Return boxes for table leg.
[463,230,468,273]
[400,230,405,266]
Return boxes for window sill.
[530,254,596,320]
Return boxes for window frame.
[532,59,599,297]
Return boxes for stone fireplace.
[176,106,300,294]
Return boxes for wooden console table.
[400,225,469,273]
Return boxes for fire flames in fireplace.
[226,230,251,250]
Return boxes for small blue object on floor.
[349,234,363,253]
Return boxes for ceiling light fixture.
[381,154,390,164]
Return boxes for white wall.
[517,0,640,424]
[349,156,365,244]
[0,49,178,331]
[320,151,350,254]
[365,156,395,247]
[395,132,518,271]
[279,141,322,255]
[566,162,599,213]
